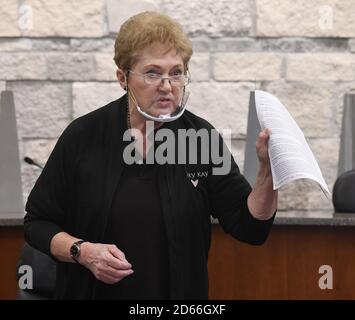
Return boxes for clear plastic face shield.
[126,70,191,123]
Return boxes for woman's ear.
[116,68,127,90]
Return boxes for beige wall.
[1,0,354,215]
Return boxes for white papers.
[254,90,330,197]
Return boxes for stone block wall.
[1,0,354,215]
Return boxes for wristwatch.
[70,240,86,263]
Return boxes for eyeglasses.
[128,70,190,87]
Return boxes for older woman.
[24,11,277,300]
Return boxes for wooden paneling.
[2,225,355,299]
[0,227,24,300]
[208,224,355,299]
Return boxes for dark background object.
[0,91,24,215]
[337,90,355,176]
[333,170,355,213]
[333,90,355,213]
[16,243,56,300]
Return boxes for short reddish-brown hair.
[114,11,193,72]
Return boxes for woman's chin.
[154,104,176,116]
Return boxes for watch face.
[70,244,80,258]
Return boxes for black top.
[96,160,170,300]
[24,94,276,299]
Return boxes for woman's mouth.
[156,98,173,108]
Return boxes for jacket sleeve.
[208,138,275,245]
[24,125,76,256]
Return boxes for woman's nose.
[158,78,172,92]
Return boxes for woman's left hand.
[247,128,277,220]
[256,128,271,165]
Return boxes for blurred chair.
[333,90,355,213]
[16,243,56,300]
[0,91,24,215]
[333,170,355,213]
[337,90,355,176]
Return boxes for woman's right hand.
[78,242,134,284]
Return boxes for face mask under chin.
[129,89,190,123]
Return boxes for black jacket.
[24,94,275,299]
